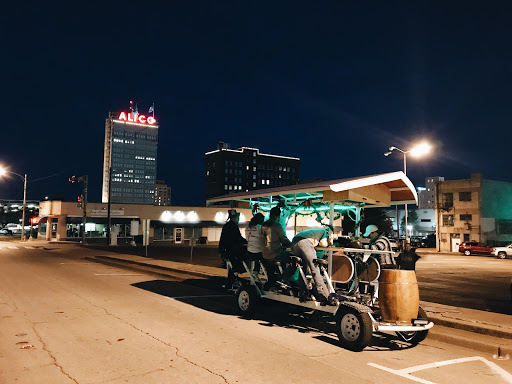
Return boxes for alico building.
[102,111,159,205]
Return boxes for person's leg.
[295,240,329,300]
[290,242,308,293]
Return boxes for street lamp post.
[0,168,28,242]
[384,142,431,244]
[107,166,113,245]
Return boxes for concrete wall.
[436,174,482,252]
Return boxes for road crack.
[31,325,80,384]
[66,290,230,383]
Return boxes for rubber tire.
[235,286,258,317]
[336,307,373,352]
[498,252,507,259]
[464,249,471,256]
[396,307,429,345]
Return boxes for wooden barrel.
[378,269,419,323]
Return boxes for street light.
[0,166,28,242]
[384,142,431,243]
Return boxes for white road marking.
[8,246,18,249]
[369,356,512,384]
[23,246,34,249]
[369,363,435,384]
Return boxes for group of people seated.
[218,207,419,305]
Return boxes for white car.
[491,244,512,259]
[3,223,21,234]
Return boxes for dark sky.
[1,2,511,206]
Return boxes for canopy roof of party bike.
[206,171,418,209]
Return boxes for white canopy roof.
[207,171,418,207]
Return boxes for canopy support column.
[328,202,334,281]
[355,205,362,238]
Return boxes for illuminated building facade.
[102,111,159,204]
[204,142,300,200]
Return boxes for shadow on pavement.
[132,278,420,352]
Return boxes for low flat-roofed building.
[37,200,328,245]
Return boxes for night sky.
[1,2,511,206]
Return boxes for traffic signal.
[69,175,86,183]
[77,195,83,208]
[30,217,39,225]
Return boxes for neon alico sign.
[118,112,156,125]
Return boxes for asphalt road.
[415,253,512,315]
[1,243,511,384]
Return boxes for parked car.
[491,244,512,259]
[3,223,21,234]
[0,228,13,235]
[419,234,436,248]
[458,242,493,256]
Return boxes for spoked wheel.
[235,286,258,317]
[396,307,429,345]
[336,307,373,352]
[464,249,471,256]
[498,252,507,259]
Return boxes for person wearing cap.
[362,224,395,268]
[290,228,330,303]
[218,210,247,287]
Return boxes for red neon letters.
[118,112,156,125]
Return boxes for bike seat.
[313,258,329,266]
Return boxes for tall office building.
[205,142,300,200]
[155,180,171,206]
[418,176,444,209]
[102,109,159,204]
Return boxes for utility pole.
[82,175,88,244]
[20,174,27,242]
[69,175,88,244]
[107,167,112,245]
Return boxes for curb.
[426,324,512,357]
[426,314,512,340]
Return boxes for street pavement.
[7,239,512,357]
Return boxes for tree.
[342,207,394,236]
[400,209,419,233]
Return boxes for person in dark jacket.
[218,210,247,288]
[396,243,421,271]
